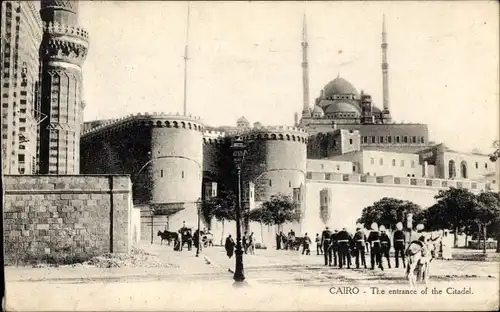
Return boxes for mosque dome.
[237,116,249,123]
[312,105,324,117]
[323,76,359,98]
[324,101,361,116]
[236,116,250,128]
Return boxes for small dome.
[323,76,359,98]
[236,116,250,128]
[253,121,263,129]
[312,105,324,117]
[237,116,249,123]
[324,101,361,115]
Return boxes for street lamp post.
[150,208,155,245]
[196,198,202,257]
[231,136,246,284]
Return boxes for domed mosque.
[311,75,384,123]
[297,14,430,152]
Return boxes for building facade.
[1,1,42,174]
[79,13,497,235]
[38,0,89,174]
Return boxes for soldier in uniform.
[336,227,352,269]
[302,233,312,255]
[320,226,332,266]
[330,229,339,267]
[379,225,392,269]
[393,222,406,268]
[315,233,322,255]
[367,222,383,270]
[352,226,368,269]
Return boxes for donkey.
[405,232,442,288]
[157,230,178,246]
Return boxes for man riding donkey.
[405,223,442,287]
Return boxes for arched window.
[448,160,456,179]
[460,161,467,179]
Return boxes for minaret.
[182,2,191,116]
[381,14,392,122]
[301,13,311,118]
[38,0,89,174]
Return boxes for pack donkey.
[157,230,178,246]
[405,226,442,288]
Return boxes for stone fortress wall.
[81,112,205,237]
[80,112,498,246]
[3,175,140,264]
[80,113,313,238]
[241,126,309,202]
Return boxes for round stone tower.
[242,126,308,202]
[38,0,89,174]
[147,113,204,229]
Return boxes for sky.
[75,1,498,153]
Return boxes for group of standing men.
[318,222,407,270]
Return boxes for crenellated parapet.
[203,130,228,144]
[81,112,204,141]
[242,126,309,144]
[43,22,89,39]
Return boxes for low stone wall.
[307,172,494,192]
[3,175,137,265]
[468,240,497,250]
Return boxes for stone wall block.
[3,175,133,264]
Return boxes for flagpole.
[182,2,190,116]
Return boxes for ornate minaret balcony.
[40,22,89,66]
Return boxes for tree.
[201,198,217,230]
[475,191,500,253]
[248,206,273,225]
[247,206,273,244]
[201,190,237,245]
[488,218,500,253]
[427,187,478,247]
[488,140,500,162]
[259,193,301,232]
[357,197,424,231]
